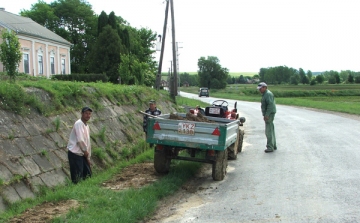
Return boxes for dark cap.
[81,106,93,113]
[149,100,156,104]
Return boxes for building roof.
[0,9,71,46]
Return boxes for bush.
[51,73,108,83]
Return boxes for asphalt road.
[162,91,360,223]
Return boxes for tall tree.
[197,56,228,89]
[20,1,58,30]
[90,25,121,83]
[0,31,22,82]
[22,0,98,73]
[97,11,108,36]
[108,11,117,29]
[306,70,313,81]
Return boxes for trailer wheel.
[238,130,244,153]
[154,146,171,174]
[227,143,238,160]
[212,149,228,181]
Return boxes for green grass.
[0,145,202,223]
[179,84,360,115]
[0,77,173,116]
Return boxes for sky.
[3,0,360,73]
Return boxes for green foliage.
[0,30,22,82]
[90,25,121,83]
[316,74,325,84]
[97,11,108,35]
[0,82,31,115]
[98,126,106,142]
[51,73,108,82]
[53,117,61,131]
[197,56,228,89]
[40,149,48,157]
[92,147,106,160]
[21,0,98,73]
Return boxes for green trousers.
[265,113,277,151]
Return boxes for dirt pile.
[169,112,214,123]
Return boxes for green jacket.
[261,89,276,117]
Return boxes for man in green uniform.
[257,82,277,153]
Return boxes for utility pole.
[170,0,178,96]
[156,0,169,90]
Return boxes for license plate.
[178,122,195,135]
[209,107,220,114]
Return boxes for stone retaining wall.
[0,97,176,213]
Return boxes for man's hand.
[84,150,89,158]
[263,116,269,121]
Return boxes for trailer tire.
[238,130,244,153]
[154,147,171,174]
[227,143,238,160]
[212,149,228,181]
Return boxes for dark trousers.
[68,150,92,184]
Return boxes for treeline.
[227,66,360,85]
[20,0,157,85]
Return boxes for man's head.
[149,100,156,110]
[81,106,92,123]
[257,82,268,93]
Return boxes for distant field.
[179,84,360,115]
[162,72,258,77]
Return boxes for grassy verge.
[0,142,202,223]
[179,85,360,115]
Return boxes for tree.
[238,75,246,84]
[108,11,117,29]
[290,74,300,85]
[97,11,108,36]
[197,56,228,89]
[20,1,58,30]
[90,25,121,83]
[348,74,354,83]
[22,0,98,73]
[299,68,307,84]
[315,74,325,84]
[306,70,312,81]
[0,31,22,82]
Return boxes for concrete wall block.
[8,124,30,138]
[28,135,49,153]
[39,169,67,187]
[48,132,67,148]
[0,110,12,125]
[0,125,10,139]
[22,118,42,136]
[32,154,54,172]
[47,151,63,169]
[0,140,23,157]
[1,185,21,204]
[21,156,41,176]
[28,176,45,194]
[2,158,28,176]
[13,181,35,200]
[13,137,36,156]
[98,106,116,119]
[0,164,13,182]
[54,148,68,162]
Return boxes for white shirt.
[67,119,91,157]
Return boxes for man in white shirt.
[67,107,93,184]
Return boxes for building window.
[23,53,29,74]
[38,55,43,74]
[61,59,65,74]
[50,57,55,74]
